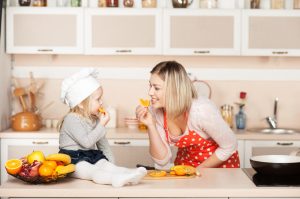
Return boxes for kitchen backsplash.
[12,54,300,129]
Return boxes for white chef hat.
[61,68,101,108]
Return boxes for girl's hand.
[136,105,155,127]
[99,111,110,126]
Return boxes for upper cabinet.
[84,8,162,55]
[242,10,300,56]
[6,7,84,54]
[163,9,241,56]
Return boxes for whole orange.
[43,160,57,169]
[39,165,54,177]
[5,159,22,175]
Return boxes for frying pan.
[250,154,300,176]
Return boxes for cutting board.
[143,170,197,180]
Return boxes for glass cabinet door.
[163,9,241,56]
[6,7,84,54]
[242,10,300,56]
[85,8,162,55]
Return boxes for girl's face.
[89,87,103,115]
[148,73,165,109]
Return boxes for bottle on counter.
[235,105,246,130]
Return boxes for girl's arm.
[96,136,115,163]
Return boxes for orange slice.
[99,108,106,115]
[139,99,150,107]
[170,165,196,176]
[148,170,167,177]
[5,159,22,175]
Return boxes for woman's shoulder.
[191,97,218,112]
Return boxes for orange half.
[99,108,106,115]
[139,99,150,107]
[5,159,22,175]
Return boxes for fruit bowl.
[5,152,75,184]
[8,172,71,184]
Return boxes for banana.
[46,153,71,165]
[55,164,75,176]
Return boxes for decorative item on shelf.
[172,0,193,8]
[220,104,234,129]
[32,0,47,6]
[141,0,157,8]
[295,0,300,9]
[106,0,118,7]
[250,0,260,8]
[235,91,247,130]
[271,0,284,9]
[123,0,134,7]
[98,0,106,7]
[71,0,81,7]
[199,0,217,9]
[19,0,31,6]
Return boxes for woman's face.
[90,87,103,115]
[148,73,165,109]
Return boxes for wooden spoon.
[13,87,27,112]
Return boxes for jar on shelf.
[106,0,118,7]
[294,0,300,9]
[19,0,31,6]
[32,0,47,6]
[142,0,157,8]
[98,0,106,7]
[221,104,234,129]
[71,0,81,7]
[199,0,217,8]
[123,0,134,7]
[271,0,284,9]
[250,0,260,8]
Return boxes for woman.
[136,61,240,170]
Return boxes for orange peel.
[139,98,150,107]
[98,108,106,115]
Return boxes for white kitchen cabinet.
[242,10,300,56]
[6,7,84,54]
[163,9,241,56]
[0,138,59,183]
[244,140,300,168]
[85,8,162,55]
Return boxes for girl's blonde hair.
[151,61,198,119]
[58,95,97,131]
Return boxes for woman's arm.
[136,106,172,168]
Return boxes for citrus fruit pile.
[5,151,75,184]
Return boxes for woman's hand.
[99,111,110,126]
[136,105,155,127]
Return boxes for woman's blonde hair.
[151,61,198,119]
[58,95,97,131]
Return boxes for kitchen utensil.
[13,87,27,112]
[250,151,300,176]
[172,0,193,8]
[11,112,42,131]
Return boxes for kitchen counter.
[0,169,299,198]
[1,127,300,140]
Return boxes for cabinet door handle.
[277,142,293,146]
[272,51,288,55]
[114,141,131,145]
[194,50,210,54]
[115,49,132,53]
[32,141,49,145]
[37,49,53,52]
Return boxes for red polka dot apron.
[163,113,240,168]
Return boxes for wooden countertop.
[1,128,300,141]
[0,169,299,198]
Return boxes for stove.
[243,168,300,187]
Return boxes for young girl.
[136,61,240,170]
[59,68,146,187]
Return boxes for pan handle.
[289,149,300,156]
